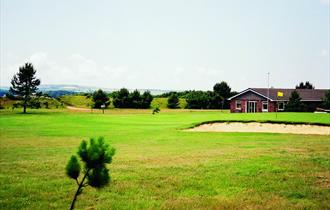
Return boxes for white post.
[267,72,270,112]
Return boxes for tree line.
[285,89,330,112]
[7,63,330,113]
[75,82,236,110]
[91,88,154,109]
[164,82,238,109]
[282,81,328,112]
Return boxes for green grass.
[0,97,63,109]
[59,95,187,109]
[151,97,187,109]
[59,95,93,108]
[0,110,329,209]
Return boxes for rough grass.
[59,95,93,108]
[59,95,187,109]
[149,97,187,109]
[0,110,329,209]
[0,97,63,109]
[0,98,16,108]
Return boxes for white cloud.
[1,52,129,88]
[320,49,329,57]
[28,52,71,85]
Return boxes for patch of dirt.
[66,106,92,112]
[314,172,330,189]
[188,122,330,135]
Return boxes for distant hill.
[0,84,172,97]
[0,89,8,97]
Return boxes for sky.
[0,0,329,91]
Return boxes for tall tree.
[92,89,110,108]
[167,93,180,109]
[213,81,231,109]
[112,88,130,108]
[141,91,153,108]
[295,81,314,89]
[285,90,305,112]
[130,89,142,108]
[213,81,231,99]
[10,63,41,113]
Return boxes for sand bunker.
[188,122,330,135]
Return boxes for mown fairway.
[0,110,329,209]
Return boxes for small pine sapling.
[152,106,160,114]
[66,137,115,210]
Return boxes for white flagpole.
[267,72,270,112]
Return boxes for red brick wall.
[230,100,277,112]
[230,100,247,113]
[256,101,262,112]
[241,100,247,112]
[230,100,243,113]
[230,100,238,113]
[268,101,276,112]
[230,101,236,112]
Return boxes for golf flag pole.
[276,91,283,119]
[267,72,270,112]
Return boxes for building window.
[236,100,241,110]
[262,101,268,112]
[278,102,285,111]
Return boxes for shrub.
[152,107,160,114]
[185,91,210,109]
[28,98,41,109]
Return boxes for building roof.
[228,88,329,101]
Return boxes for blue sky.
[0,0,329,91]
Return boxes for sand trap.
[188,122,330,135]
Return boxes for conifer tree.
[10,63,41,113]
[66,137,115,210]
[167,93,180,109]
[285,90,304,112]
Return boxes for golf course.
[0,109,329,209]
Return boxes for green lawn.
[0,109,329,209]
[151,97,187,109]
[59,95,187,109]
[59,95,93,108]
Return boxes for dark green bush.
[167,93,179,109]
[285,91,306,112]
